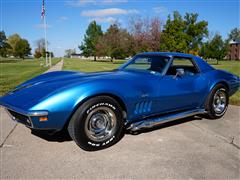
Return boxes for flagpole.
[42,0,48,67]
[43,15,48,66]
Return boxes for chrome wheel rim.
[213,89,227,114]
[85,107,117,142]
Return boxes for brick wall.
[228,44,240,60]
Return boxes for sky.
[1,0,239,57]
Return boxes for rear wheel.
[205,84,229,119]
[68,96,124,151]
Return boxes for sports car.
[0,52,239,151]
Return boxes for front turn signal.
[39,116,48,122]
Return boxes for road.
[0,105,239,179]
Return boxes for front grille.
[8,109,32,127]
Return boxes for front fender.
[30,79,136,130]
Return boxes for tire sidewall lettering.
[87,136,115,147]
[86,102,116,114]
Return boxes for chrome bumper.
[1,103,48,128]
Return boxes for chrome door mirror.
[174,68,185,78]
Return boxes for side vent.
[134,101,152,114]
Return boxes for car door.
[156,57,208,113]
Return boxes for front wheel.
[205,84,229,119]
[68,96,124,151]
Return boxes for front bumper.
[1,103,48,129]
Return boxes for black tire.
[205,84,229,119]
[68,96,124,151]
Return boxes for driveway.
[0,105,239,179]
[0,60,239,179]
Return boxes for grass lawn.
[208,60,240,76]
[64,58,240,105]
[209,61,240,105]
[0,58,61,96]
[63,58,125,72]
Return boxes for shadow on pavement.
[31,116,203,142]
[31,129,72,142]
[125,116,203,135]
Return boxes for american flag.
[41,0,45,19]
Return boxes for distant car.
[0,52,239,151]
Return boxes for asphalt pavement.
[0,105,239,179]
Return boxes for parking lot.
[0,105,239,179]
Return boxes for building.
[228,39,240,60]
[70,53,112,60]
[70,53,83,59]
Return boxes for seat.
[149,58,167,73]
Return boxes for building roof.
[229,39,240,44]
[71,53,82,56]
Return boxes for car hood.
[0,70,154,109]
[17,70,144,88]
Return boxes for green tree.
[65,49,76,58]
[160,11,189,52]
[0,31,10,57]
[96,23,134,60]
[160,11,208,53]
[7,33,21,57]
[34,49,42,59]
[15,39,31,59]
[228,28,240,41]
[200,34,228,64]
[80,21,103,61]
[184,13,208,51]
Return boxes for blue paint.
[0,52,239,130]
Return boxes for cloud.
[59,16,68,21]
[81,8,138,17]
[66,0,128,7]
[153,6,168,15]
[34,24,52,29]
[101,0,128,4]
[66,0,95,6]
[91,17,116,23]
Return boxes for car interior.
[149,57,168,73]
[166,58,199,76]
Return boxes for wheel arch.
[62,93,127,130]
[204,80,229,109]
[210,80,229,93]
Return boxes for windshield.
[121,55,170,74]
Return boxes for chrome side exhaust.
[126,109,206,131]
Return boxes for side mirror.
[174,68,185,78]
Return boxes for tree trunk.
[94,56,96,61]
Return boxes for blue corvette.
[0,52,239,151]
